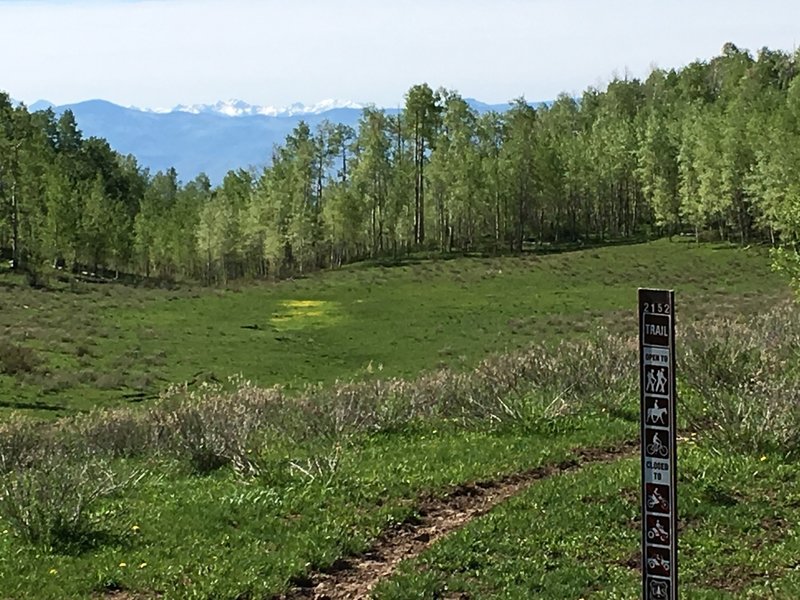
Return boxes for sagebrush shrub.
[0,341,40,376]
[154,379,284,475]
[0,417,53,474]
[0,454,143,551]
[679,303,800,456]
[67,407,154,459]
[0,330,637,477]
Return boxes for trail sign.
[639,289,677,600]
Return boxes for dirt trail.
[279,440,638,600]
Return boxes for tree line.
[2,43,800,284]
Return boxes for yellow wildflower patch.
[270,299,342,330]
[284,300,324,309]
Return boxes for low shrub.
[0,416,50,473]
[153,379,285,475]
[67,407,154,459]
[0,454,144,551]
[94,372,125,390]
[0,329,638,478]
[3,304,796,548]
[680,303,800,457]
[0,341,40,376]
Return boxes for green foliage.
[771,245,800,293]
[4,45,800,283]
[0,244,796,596]
[0,404,634,597]
[3,45,800,596]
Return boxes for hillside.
[0,239,786,417]
[0,241,798,598]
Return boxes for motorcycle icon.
[648,554,670,573]
[647,519,669,543]
[647,488,669,512]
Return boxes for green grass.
[0,417,635,599]
[0,239,796,598]
[2,416,796,598]
[0,239,789,417]
[376,445,800,599]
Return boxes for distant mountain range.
[148,98,367,118]
[24,97,516,184]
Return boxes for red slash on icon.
[647,546,671,576]
[645,483,670,514]
[646,514,671,545]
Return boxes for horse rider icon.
[647,398,667,424]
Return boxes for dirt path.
[279,440,638,600]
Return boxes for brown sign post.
[639,289,677,600]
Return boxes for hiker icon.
[646,367,668,394]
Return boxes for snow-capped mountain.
[26,98,374,184]
[24,97,514,184]
[161,98,365,117]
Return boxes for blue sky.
[2,0,799,109]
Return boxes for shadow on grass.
[0,399,64,412]
[122,391,159,403]
[48,527,131,556]
[349,235,663,272]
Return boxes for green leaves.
[5,45,800,284]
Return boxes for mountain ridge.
[24,97,519,183]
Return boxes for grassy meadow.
[0,238,788,417]
[0,239,798,599]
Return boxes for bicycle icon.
[647,431,669,458]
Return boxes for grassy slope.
[0,418,635,599]
[0,239,788,417]
[0,240,797,598]
[376,448,800,599]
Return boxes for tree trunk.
[10,143,21,270]
[418,152,425,245]
[413,121,421,245]
[10,181,19,270]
